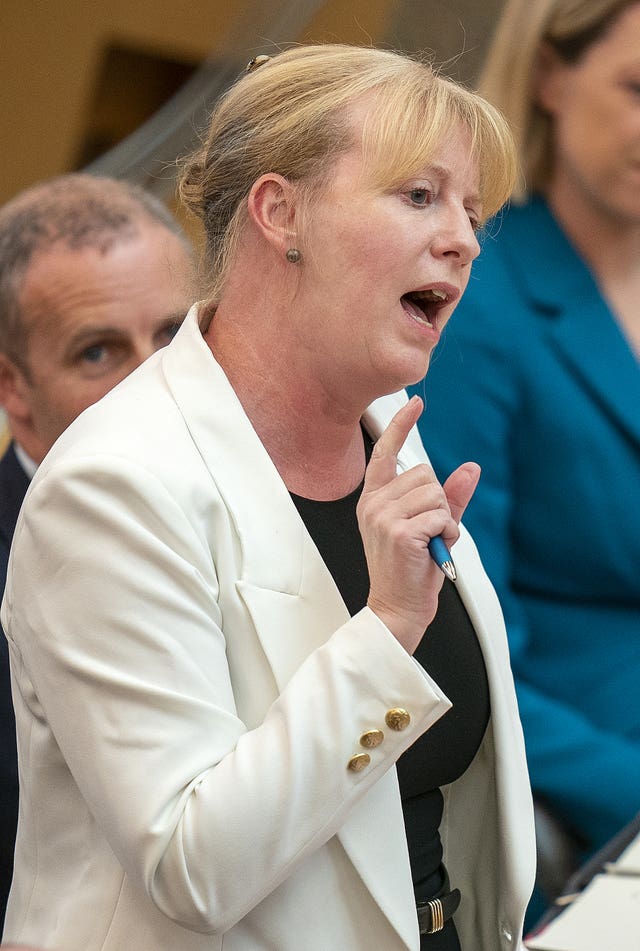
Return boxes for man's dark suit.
[0,443,30,934]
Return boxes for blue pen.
[428,535,457,582]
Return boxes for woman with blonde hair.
[3,45,534,950]
[415,0,640,897]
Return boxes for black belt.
[416,875,461,935]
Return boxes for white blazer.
[2,306,535,951]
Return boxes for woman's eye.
[407,188,431,206]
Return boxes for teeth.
[402,298,433,327]
[410,312,433,328]
[410,288,448,302]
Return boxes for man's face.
[9,221,195,462]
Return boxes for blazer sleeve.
[3,452,450,934]
[413,277,640,848]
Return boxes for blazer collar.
[501,196,640,448]
[160,305,305,593]
[498,195,589,305]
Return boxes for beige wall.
[0,0,502,206]
[1,0,220,203]
[0,0,403,206]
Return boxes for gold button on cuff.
[385,707,411,731]
[360,729,384,749]
[347,753,371,772]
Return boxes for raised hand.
[357,396,480,654]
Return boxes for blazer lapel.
[160,307,304,596]
[159,309,358,691]
[503,197,640,449]
[546,301,640,449]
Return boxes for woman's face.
[293,120,481,402]
[539,2,640,222]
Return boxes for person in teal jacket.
[412,0,640,888]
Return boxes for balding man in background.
[0,174,196,932]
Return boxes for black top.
[290,431,490,947]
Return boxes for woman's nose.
[431,207,480,266]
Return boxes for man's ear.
[0,353,32,424]
[247,173,299,257]
[534,42,569,115]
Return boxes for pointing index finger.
[363,395,423,493]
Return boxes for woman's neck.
[545,175,640,283]
[203,303,369,500]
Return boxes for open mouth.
[401,288,449,328]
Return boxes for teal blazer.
[411,196,640,851]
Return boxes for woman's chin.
[373,360,432,398]
[395,351,434,390]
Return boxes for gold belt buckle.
[426,897,445,933]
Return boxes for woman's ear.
[247,173,299,256]
[534,42,569,115]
